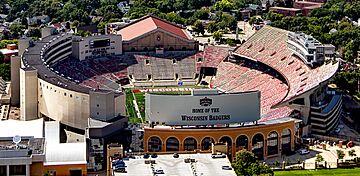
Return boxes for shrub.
[349,149,356,157]
[337,150,345,159]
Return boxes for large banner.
[145,91,260,125]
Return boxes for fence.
[270,161,338,170]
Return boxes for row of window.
[143,58,202,66]
[39,82,86,100]
[81,47,116,55]
[130,46,189,52]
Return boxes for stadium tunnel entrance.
[200,67,217,77]
[199,67,217,85]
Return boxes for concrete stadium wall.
[123,30,197,51]
[38,79,90,130]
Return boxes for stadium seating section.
[212,26,338,121]
[51,46,229,91]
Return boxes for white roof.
[45,121,60,144]
[0,118,44,138]
[44,121,87,166]
[0,48,18,55]
[44,142,87,166]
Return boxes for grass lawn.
[125,89,192,124]
[151,91,191,95]
[275,168,360,176]
[132,85,208,89]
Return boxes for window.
[172,59,177,64]
[69,169,82,176]
[64,93,66,96]
[85,50,88,53]
[147,74,152,81]
[97,112,99,115]
[70,94,72,98]
[129,75,133,79]
[197,58,202,62]
[145,59,150,65]
[175,73,179,80]
[97,104,99,107]
[85,45,88,47]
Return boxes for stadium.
[13,15,341,161]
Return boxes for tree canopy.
[266,0,360,63]
[232,150,274,176]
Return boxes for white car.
[299,149,310,155]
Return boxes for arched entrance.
[148,136,162,152]
[166,137,180,152]
[184,137,197,151]
[252,133,264,160]
[219,136,232,156]
[236,135,248,151]
[201,137,215,150]
[282,129,291,155]
[267,131,279,156]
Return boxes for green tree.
[97,21,107,34]
[337,150,345,159]
[218,13,237,31]
[212,30,223,41]
[0,40,18,49]
[192,20,205,36]
[26,28,41,39]
[72,20,80,28]
[165,12,185,25]
[0,63,10,81]
[343,40,359,63]
[214,0,234,12]
[10,23,26,39]
[249,17,263,25]
[349,149,356,157]
[193,9,209,20]
[207,22,218,33]
[97,5,123,22]
[0,52,4,63]
[315,154,324,163]
[232,150,273,176]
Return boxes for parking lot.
[114,153,236,176]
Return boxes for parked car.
[151,153,158,158]
[143,153,150,159]
[173,153,179,158]
[298,149,310,155]
[222,166,232,170]
[154,169,164,174]
[112,159,124,166]
[211,153,226,158]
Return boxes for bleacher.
[50,46,229,90]
[212,25,338,121]
[233,25,338,107]
[0,78,7,94]
[212,61,291,120]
